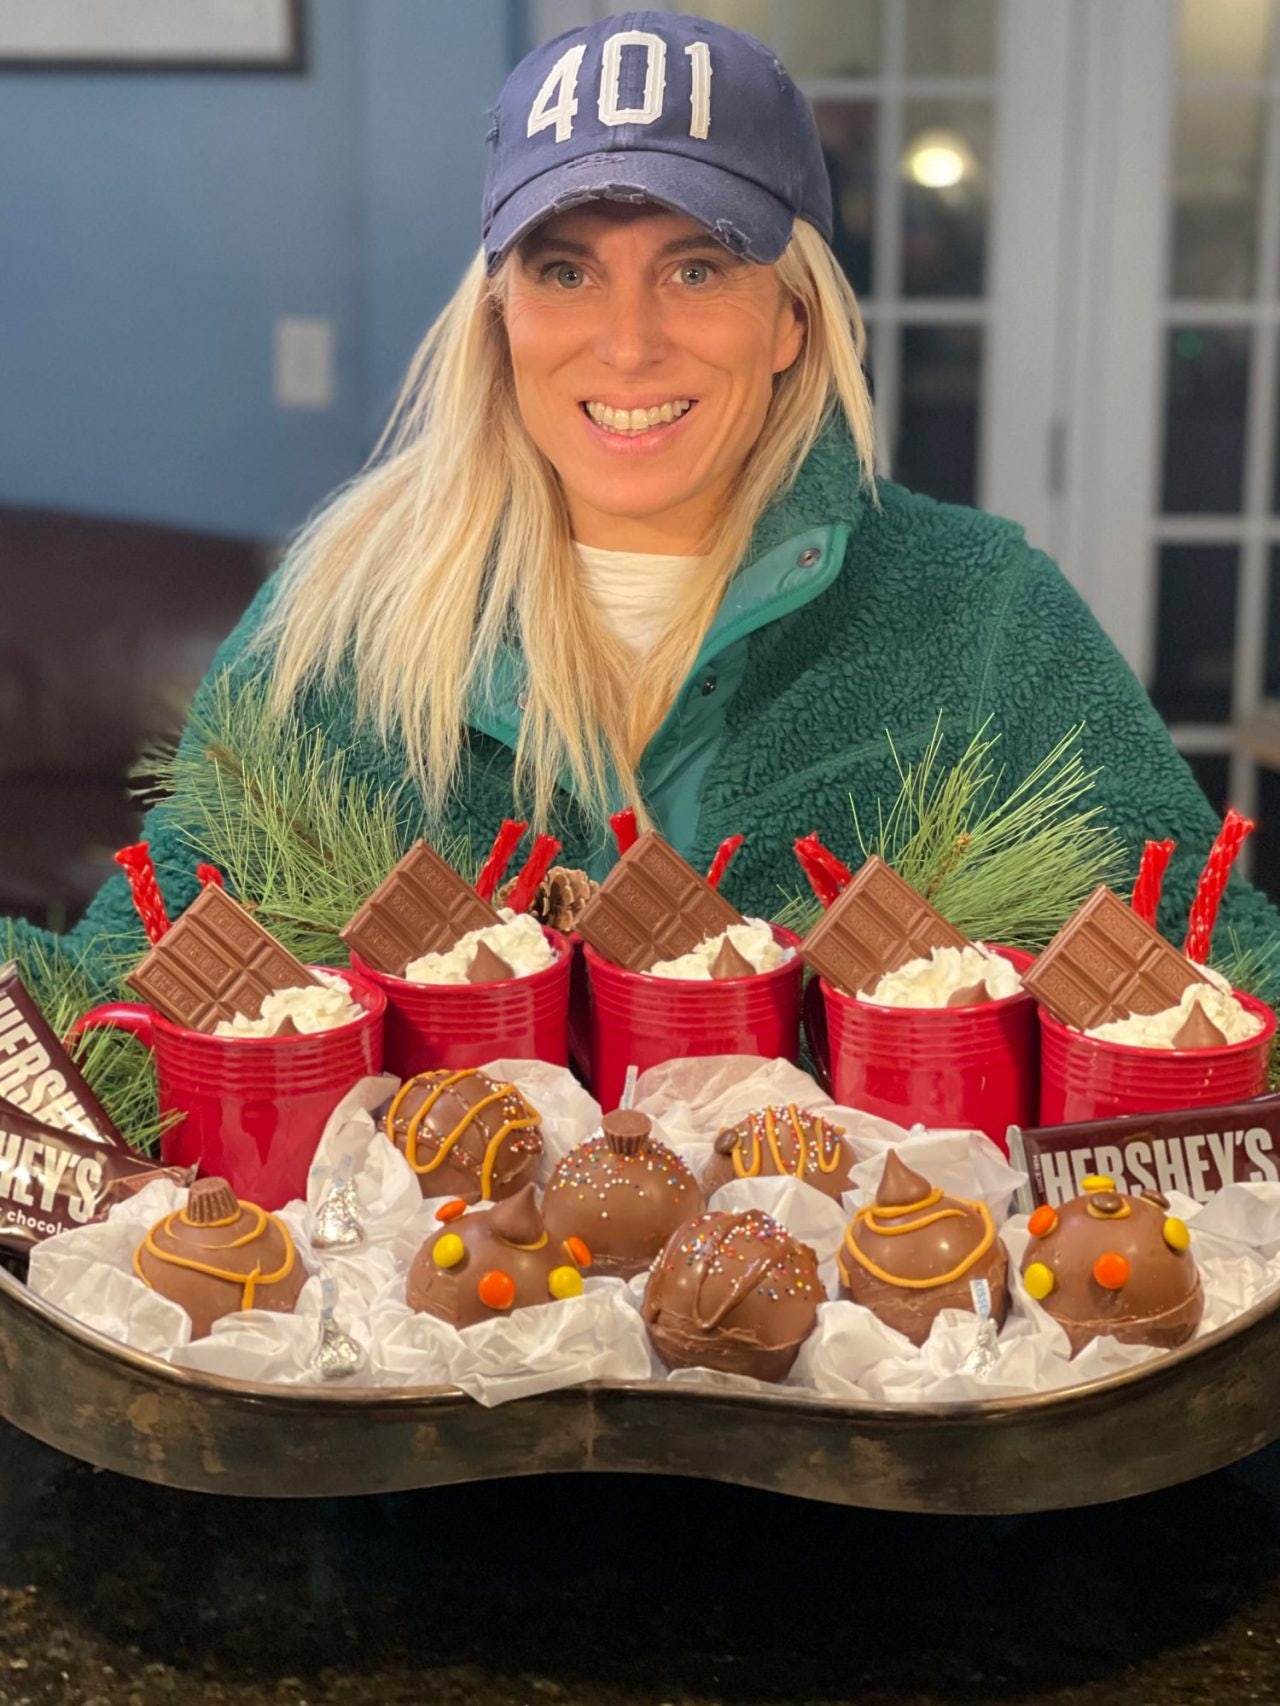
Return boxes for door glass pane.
[901,98,991,296]
[1160,327,1251,513]
[1183,751,1232,817]
[1170,96,1265,299]
[1267,546,1280,699]
[1178,0,1274,76]
[894,324,982,506]
[1152,544,1240,722]
[783,0,881,77]
[813,100,877,297]
[906,0,996,75]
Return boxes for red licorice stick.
[506,834,562,915]
[1129,838,1175,926]
[195,863,225,890]
[810,840,853,892]
[706,834,745,890]
[1184,809,1255,962]
[474,819,528,902]
[114,842,171,945]
[794,835,842,909]
[609,807,639,855]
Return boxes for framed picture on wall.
[0,0,303,71]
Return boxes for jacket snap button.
[797,546,822,568]
[701,676,717,696]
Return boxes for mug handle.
[67,1002,157,1052]
[802,975,832,1093]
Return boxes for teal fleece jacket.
[10,421,1280,987]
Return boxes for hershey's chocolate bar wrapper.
[0,962,123,1146]
[0,1095,189,1255]
[1009,1090,1280,1210]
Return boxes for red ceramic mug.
[1037,992,1277,1126]
[348,927,572,1077]
[804,947,1038,1153]
[70,968,385,1210]
[584,926,804,1113]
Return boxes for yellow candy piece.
[1163,1216,1191,1252]
[547,1264,584,1300]
[432,1232,465,1269]
[1024,1261,1056,1301]
[1081,1175,1115,1194]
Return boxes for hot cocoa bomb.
[837,1150,1009,1347]
[543,1110,704,1279]
[407,1183,591,1327]
[702,1104,854,1200]
[379,1068,543,1202]
[642,1207,822,1382]
[134,1176,306,1340]
[1021,1176,1204,1356]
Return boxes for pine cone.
[499,864,598,931]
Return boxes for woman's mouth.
[579,398,698,450]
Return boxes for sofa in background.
[0,507,272,929]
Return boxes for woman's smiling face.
[503,203,804,552]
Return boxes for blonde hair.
[261,218,875,828]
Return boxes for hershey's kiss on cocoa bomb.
[379,1068,542,1202]
[837,1150,1009,1347]
[543,1110,704,1279]
[1021,1176,1204,1356]
[134,1176,306,1340]
[702,1104,854,1201]
[407,1183,591,1327]
[642,1207,822,1382]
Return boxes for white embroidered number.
[598,29,667,127]
[526,42,587,141]
[685,41,711,139]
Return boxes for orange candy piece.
[1093,1251,1130,1291]
[563,1236,592,1269]
[435,1198,468,1223]
[478,1269,517,1310]
[1028,1205,1058,1239]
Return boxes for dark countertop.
[3,1418,1280,1705]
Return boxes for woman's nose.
[592,284,669,371]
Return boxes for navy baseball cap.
[482,11,833,274]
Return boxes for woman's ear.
[772,296,806,376]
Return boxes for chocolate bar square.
[800,855,969,996]
[126,886,318,1032]
[340,840,498,976]
[1022,884,1207,1031]
[575,831,744,971]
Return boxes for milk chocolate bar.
[0,1095,188,1255]
[126,886,318,1032]
[574,831,744,972]
[799,855,969,996]
[340,840,499,976]
[1021,885,1206,1032]
[1009,1090,1280,1209]
[0,964,122,1146]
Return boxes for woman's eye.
[677,261,716,286]
[547,262,584,289]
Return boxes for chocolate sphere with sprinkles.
[378,1068,543,1202]
[702,1103,854,1200]
[543,1110,704,1279]
[407,1183,592,1327]
[642,1207,822,1382]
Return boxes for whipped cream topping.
[648,920,790,980]
[1086,966,1264,1049]
[860,943,1023,1008]
[404,911,555,985]
[215,974,361,1038]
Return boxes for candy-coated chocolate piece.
[432,1233,465,1269]
[1163,1216,1191,1252]
[1081,1175,1115,1193]
[435,1198,468,1222]
[1092,1251,1130,1290]
[478,1270,516,1310]
[547,1265,584,1300]
[1028,1205,1058,1239]
[1024,1261,1055,1301]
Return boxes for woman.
[10,10,1280,982]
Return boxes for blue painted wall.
[0,0,514,542]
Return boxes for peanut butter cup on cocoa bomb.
[378,1068,543,1202]
[837,1150,1009,1347]
[702,1104,854,1200]
[134,1177,305,1340]
[1021,1176,1204,1356]
[407,1183,592,1327]
[543,1110,704,1279]
[642,1207,822,1382]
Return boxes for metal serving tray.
[1,1262,1277,1513]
